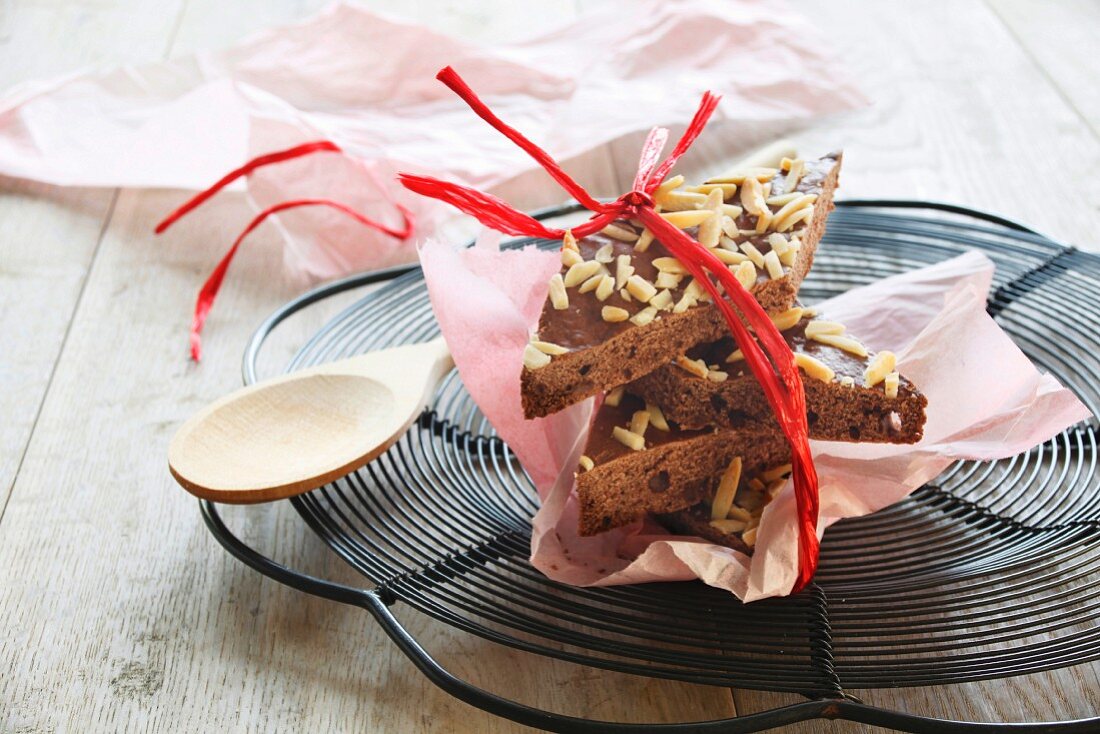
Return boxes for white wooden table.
[2,1,1099,731]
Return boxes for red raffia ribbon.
[399,66,820,592]
[155,140,415,361]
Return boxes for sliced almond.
[614,254,634,289]
[595,274,616,301]
[578,273,604,294]
[605,386,625,407]
[766,232,790,256]
[630,305,658,326]
[625,274,658,303]
[563,230,578,251]
[805,320,845,338]
[776,204,814,233]
[646,403,670,431]
[649,289,674,310]
[602,223,639,242]
[763,250,784,280]
[839,376,855,387]
[652,257,688,274]
[629,410,651,437]
[654,270,682,289]
[721,204,744,219]
[771,194,816,230]
[726,348,744,363]
[783,158,805,194]
[656,189,708,211]
[742,526,758,548]
[548,273,568,310]
[864,351,897,387]
[727,505,753,523]
[721,219,740,240]
[523,343,552,370]
[594,243,615,263]
[578,455,594,472]
[795,352,835,382]
[739,243,766,268]
[706,370,729,382]
[765,192,803,207]
[770,307,804,332]
[740,176,767,215]
[778,236,802,266]
[672,292,697,314]
[660,210,714,229]
[531,340,568,356]
[686,183,737,199]
[601,306,630,323]
[612,425,645,451]
[733,261,757,290]
[696,189,725,248]
[711,456,743,520]
[634,228,655,252]
[714,248,748,265]
[619,287,632,302]
[811,333,868,357]
[564,260,602,287]
[884,371,900,399]
[654,175,685,198]
[754,209,773,234]
[561,248,584,267]
[676,355,709,379]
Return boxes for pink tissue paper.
[0,1,865,281]
[420,238,1091,602]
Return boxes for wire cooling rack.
[202,201,1100,732]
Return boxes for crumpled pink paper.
[420,239,1091,602]
[0,1,865,281]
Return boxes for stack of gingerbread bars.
[519,153,928,554]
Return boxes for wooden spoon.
[169,338,453,504]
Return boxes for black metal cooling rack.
[201,201,1100,732]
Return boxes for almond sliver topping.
[676,355,709,379]
[733,261,757,290]
[625,274,658,303]
[615,254,634,289]
[561,248,583,267]
[654,175,685,198]
[739,242,766,268]
[654,270,682,289]
[548,273,568,310]
[578,272,604,294]
[531,340,568,355]
[762,463,793,482]
[594,243,615,263]
[783,158,805,194]
[711,456,743,520]
[726,348,744,363]
[884,371,900,398]
[562,230,578,251]
[605,386,625,406]
[612,425,645,451]
[629,305,658,326]
[864,351,897,387]
[655,189,708,211]
[804,320,845,337]
[634,228,655,252]
[707,167,778,185]
[660,209,714,229]
[646,402,670,431]
[763,250,784,280]
[649,289,674,310]
[601,223,639,242]
[602,306,630,323]
[770,307,804,332]
[709,519,747,535]
[578,455,594,472]
[595,274,616,301]
[794,352,835,382]
[564,260,602,287]
[523,343,552,370]
[652,256,689,274]
[629,410,650,437]
[810,333,868,357]
[714,248,748,265]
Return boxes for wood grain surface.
[1,1,1098,732]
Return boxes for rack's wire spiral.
[206,202,1100,732]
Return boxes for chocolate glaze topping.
[536,155,839,352]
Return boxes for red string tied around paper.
[155,140,415,361]
[399,66,820,593]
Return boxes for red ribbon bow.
[155,141,415,361]
[400,66,820,593]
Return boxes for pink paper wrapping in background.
[420,240,1091,602]
[0,1,865,281]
